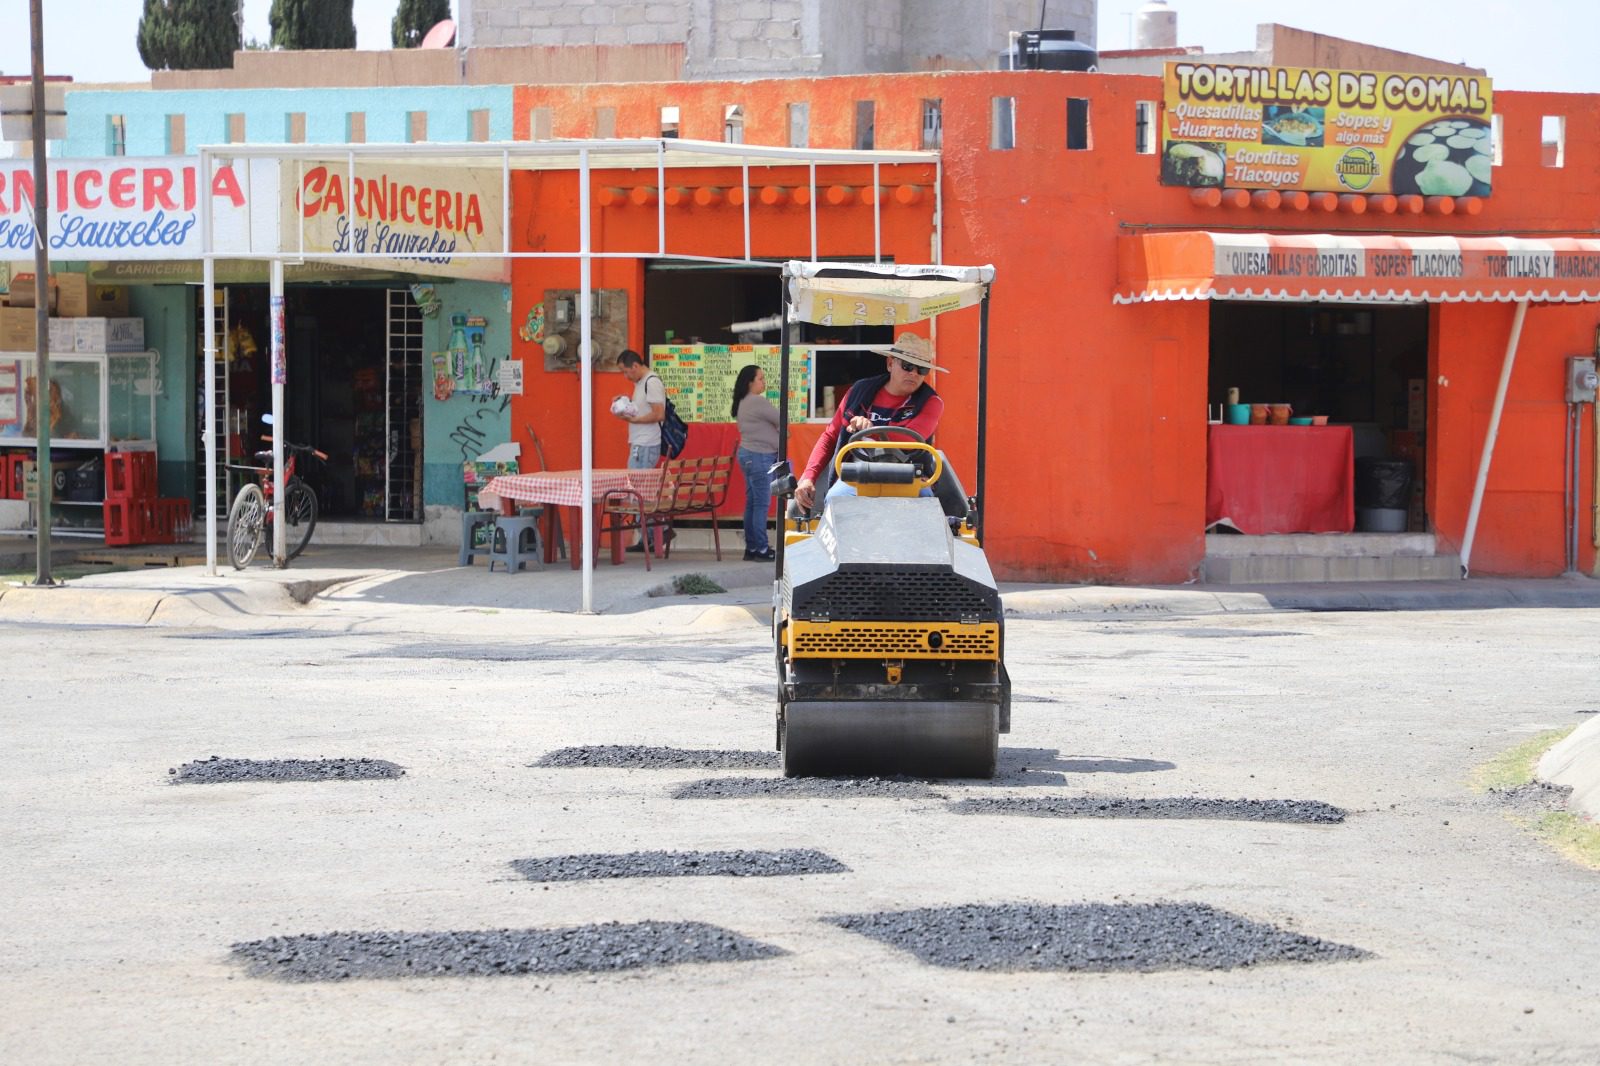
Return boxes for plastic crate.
[102,497,152,546]
[105,450,157,500]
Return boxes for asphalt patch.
[169,757,404,784]
[672,776,940,799]
[949,795,1345,823]
[231,920,784,982]
[533,745,779,770]
[510,848,849,882]
[830,902,1367,972]
[361,642,746,664]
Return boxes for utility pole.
[28,0,52,586]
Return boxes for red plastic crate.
[105,450,157,500]
[1,454,22,500]
[102,497,153,546]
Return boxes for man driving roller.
[793,331,945,511]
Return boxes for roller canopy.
[1116,231,1600,305]
[785,260,994,325]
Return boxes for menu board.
[1162,62,1494,197]
[648,344,811,423]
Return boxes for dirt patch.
[830,902,1367,972]
[510,848,848,882]
[949,795,1346,823]
[231,920,784,982]
[169,757,404,784]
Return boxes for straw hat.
[873,331,946,374]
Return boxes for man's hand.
[846,415,872,434]
[794,477,816,511]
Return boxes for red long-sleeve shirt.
[802,385,944,483]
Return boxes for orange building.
[505,70,1600,582]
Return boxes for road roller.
[768,260,1008,779]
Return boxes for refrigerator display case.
[0,349,157,450]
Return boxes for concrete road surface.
[2,602,1597,1064]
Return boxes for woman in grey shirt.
[733,364,780,561]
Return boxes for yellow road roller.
[768,261,1009,778]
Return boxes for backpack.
[650,374,688,458]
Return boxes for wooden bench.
[602,454,735,566]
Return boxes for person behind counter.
[792,332,944,513]
[733,364,780,562]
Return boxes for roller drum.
[781,699,999,779]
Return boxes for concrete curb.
[1000,577,1600,617]
[1537,717,1600,822]
[0,585,164,626]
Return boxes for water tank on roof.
[1135,1,1178,50]
[997,29,1098,72]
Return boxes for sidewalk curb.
[1538,717,1600,822]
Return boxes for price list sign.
[648,344,812,422]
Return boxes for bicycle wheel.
[227,483,266,570]
[284,479,317,561]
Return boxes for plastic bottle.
[448,314,469,381]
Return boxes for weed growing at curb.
[1535,811,1600,870]
[672,573,725,596]
[1470,727,1575,793]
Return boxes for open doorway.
[1209,301,1429,532]
[197,285,421,521]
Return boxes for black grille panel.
[792,570,999,622]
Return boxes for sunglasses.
[895,358,929,376]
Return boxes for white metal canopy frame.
[774,259,996,564]
[196,138,941,613]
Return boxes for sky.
[0,1,1594,94]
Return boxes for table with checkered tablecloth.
[480,469,663,569]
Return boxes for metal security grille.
[791,571,999,623]
[196,287,229,517]
[789,622,1000,660]
[384,288,423,522]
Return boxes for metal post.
[200,147,218,574]
[975,283,991,547]
[1460,299,1529,577]
[270,259,286,565]
[579,148,594,613]
[775,268,791,575]
[28,0,51,585]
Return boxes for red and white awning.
[1116,231,1600,305]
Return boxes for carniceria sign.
[1160,63,1494,198]
[286,162,507,282]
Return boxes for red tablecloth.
[1205,425,1354,534]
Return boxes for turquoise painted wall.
[63,85,516,157]
[125,284,194,498]
[421,279,513,510]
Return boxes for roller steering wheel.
[840,424,935,479]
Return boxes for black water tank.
[998,29,1099,72]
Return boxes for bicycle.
[226,432,326,569]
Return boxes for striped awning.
[1115,231,1600,305]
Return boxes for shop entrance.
[1208,301,1429,533]
[195,286,423,522]
[643,263,892,419]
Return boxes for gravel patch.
[672,776,940,799]
[230,920,785,982]
[1488,781,1573,812]
[510,848,849,882]
[169,757,404,784]
[830,902,1368,972]
[532,745,779,770]
[949,795,1346,823]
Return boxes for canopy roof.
[1115,231,1600,305]
[784,260,994,326]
